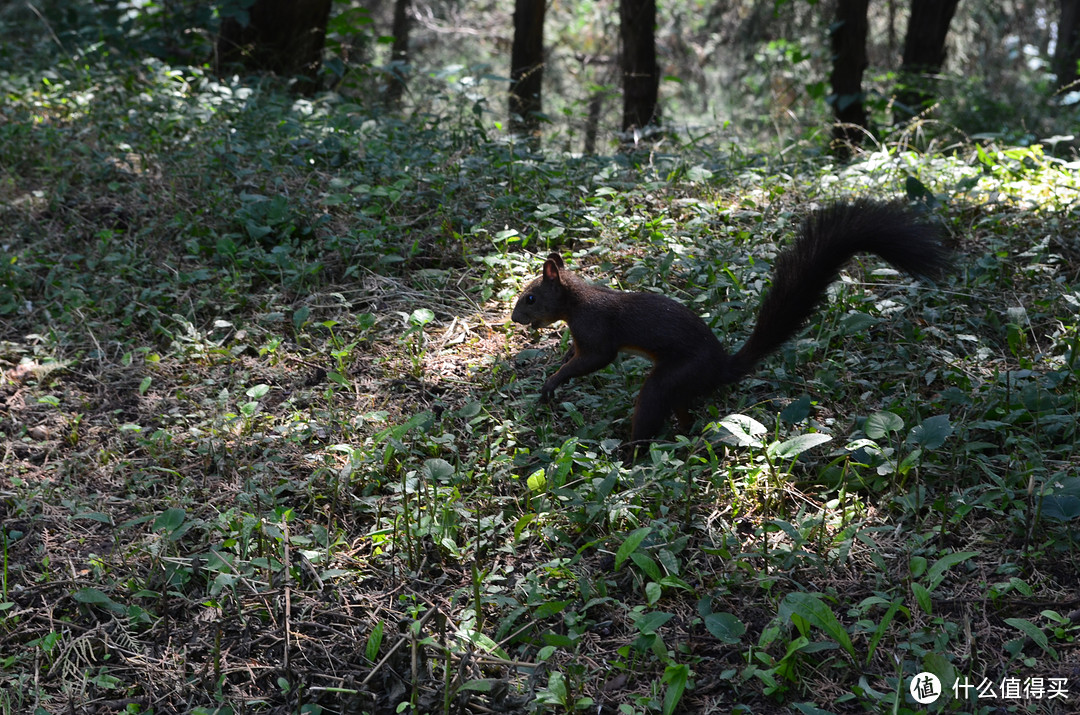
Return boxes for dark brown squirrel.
[511,199,947,442]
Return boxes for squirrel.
[510,199,947,442]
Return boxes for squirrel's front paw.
[539,381,559,403]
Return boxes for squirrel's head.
[511,253,566,329]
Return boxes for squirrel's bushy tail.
[728,199,946,380]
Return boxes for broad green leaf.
[662,663,690,715]
[154,508,186,534]
[409,308,435,326]
[866,599,905,664]
[716,413,766,447]
[615,527,651,570]
[840,312,879,334]
[459,679,498,692]
[513,513,536,541]
[526,469,546,492]
[703,612,746,644]
[629,551,662,580]
[909,414,952,450]
[865,411,903,439]
[911,582,932,615]
[926,551,979,591]
[779,395,812,424]
[365,620,384,662]
[635,610,674,635]
[533,600,570,619]
[1004,618,1054,656]
[770,432,831,460]
[73,588,125,614]
[421,458,454,481]
[778,592,855,660]
[1040,477,1080,521]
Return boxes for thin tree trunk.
[619,0,660,135]
[894,0,960,121]
[385,0,411,106]
[829,0,869,156]
[584,91,605,154]
[509,0,547,141]
[1054,0,1080,91]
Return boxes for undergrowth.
[1,23,1079,715]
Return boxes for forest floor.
[3,34,1080,715]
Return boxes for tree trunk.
[1054,0,1080,91]
[216,0,332,95]
[894,0,960,121]
[829,0,869,156]
[619,0,660,135]
[584,90,605,154]
[509,0,547,141]
[385,0,412,106]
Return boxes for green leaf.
[662,663,690,715]
[365,620,384,662]
[615,527,651,570]
[865,411,903,439]
[839,312,879,334]
[925,551,979,591]
[73,588,125,614]
[703,612,746,644]
[635,610,674,635]
[74,511,113,524]
[537,672,569,706]
[409,308,435,326]
[1040,477,1080,521]
[865,599,904,664]
[1004,618,1053,655]
[533,600,570,619]
[779,395,812,424]
[715,414,766,447]
[911,582,933,615]
[908,414,952,450]
[770,432,831,460]
[513,513,536,541]
[292,306,310,330]
[526,469,546,492]
[1041,493,1080,521]
[904,175,936,206]
[629,551,662,581]
[154,508,186,534]
[421,458,454,481]
[778,592,855,660]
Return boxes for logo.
[910,672,942,704]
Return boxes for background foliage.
[1,1,1079,714]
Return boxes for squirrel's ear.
[542,256,561,282]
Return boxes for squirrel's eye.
[526,295,535,304]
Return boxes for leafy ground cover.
[3,34,1080,715]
